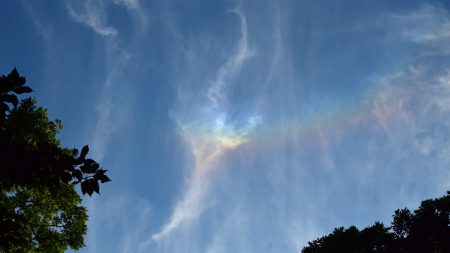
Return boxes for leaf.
[100,175,111,183]
[72,169,82,182]
[61,171,72,183]
[84,158,95,165]
[97,169,107,174]
[7,68,19,82]
[3,94,18,108]
[80,163,99,174]
[8,71,26,87]
[81,181,88,195]
[80,179,99,196]
[79,145,89,160]
[94,170,111,183]
[73,158,84,166]
[14,86,32,94]
[0,102,9,112]
[93,182,100,194]
[0,76,8,92]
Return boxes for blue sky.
[2,0,450,252]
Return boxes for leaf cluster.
[72,145,111,196]
[0,68,110,194]
[0,185,87,252]
[0,69,110,252]
[0,68,31,119]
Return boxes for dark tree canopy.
[302,192,450,253]
[0,69,110,252]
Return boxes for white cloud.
[366,4,450,163]
[84,195,153,253]
[367,60,450,191]
[64,2,145,251]
[207,9,255,109]
[150,176,209,242]
[150,9,258,247]
[79,41,131,163]
[20,1,54,45]
[113,0,149,31]
[385,3,450,52]
[113,0,140,10]
[66,0,118,37]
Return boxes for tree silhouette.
[302,192,450,253]
[0,69,110,252]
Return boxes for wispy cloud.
[384,3,450,52]
[66,0,118,37]
[365,65,450,199]
[207,9,255,109]
[63,2,153,253]
[150,9,259,245]
[20,0,54,45]
[89,43,132,161]
[113,0,149,31]
[354,4,450,199]
[85,195,154,253]
[113,0,140,10]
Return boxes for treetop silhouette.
[302,192,450,253]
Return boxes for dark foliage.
[302,192,450,253]
[0,69,111,252]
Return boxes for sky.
[2,0,450,252]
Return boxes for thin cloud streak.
[20,0,54,46]
[151,9,258,245]
[63,2,152,253]
[90,42,132,161]
[113,0,140,10]
[207,9,255,109]
[384,3,450,53]
[66,0,118,37]
[113,0,149,32]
